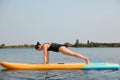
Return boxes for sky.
[0,0,120,45]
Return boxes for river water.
[0,48,120,80]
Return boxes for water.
[0,48,120,80]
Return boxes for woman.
[35,42,90,64]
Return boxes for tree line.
[73,39,120,47]
[0,43,34,48]
[0,39,120,48]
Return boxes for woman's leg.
[59,46,89,64]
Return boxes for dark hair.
[35,42,41,49]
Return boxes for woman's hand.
[43,62,49,64]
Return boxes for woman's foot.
[84,57,90,64]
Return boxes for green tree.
[0,43,6,48]
[74,39,80,47]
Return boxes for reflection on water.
[0,69,120,80]
[0,48,120,80]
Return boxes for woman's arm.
[43,44,49,64]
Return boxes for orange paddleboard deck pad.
[0,62,119,70]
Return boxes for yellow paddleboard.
[0,61,119,70]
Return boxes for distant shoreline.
[0,46,120,49]
[1,40,120,49]
[0,44,120,49]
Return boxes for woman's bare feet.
[84,57,90,64]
